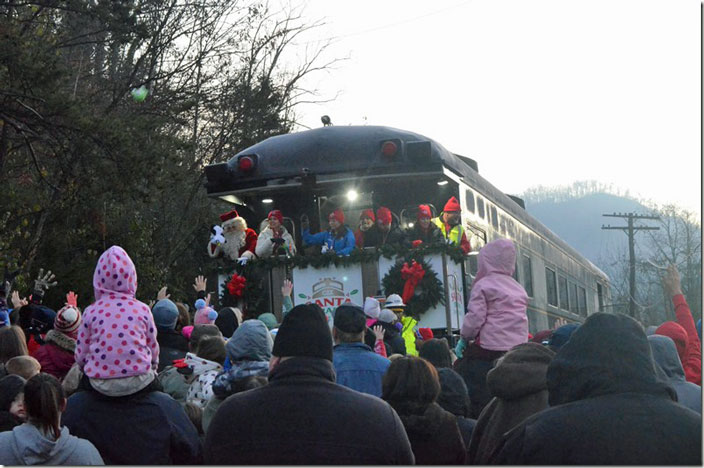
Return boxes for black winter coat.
[63,383,202,464]
[204,356,415,465]
[378,321,407,356]
[490,313,702,465]
[392,402,466,465]
[156,328,189,372]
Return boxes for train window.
[512,257,519,281]
[558,276,569,310]
[490,206,498,229]
[597,283,604,311]
[569,282,578,313]
[578,286,587,316]
[477,196,485,219]
[545,268,558,307]
[507,218,515,238]
[523,255,533,297]
[500,215,507,234]
[464,189,475,213]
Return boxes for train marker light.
[237,154,257,172]
[437,180,449,186]
[262,198,273,204]
[346,190,358,202]
[381,140,398,157]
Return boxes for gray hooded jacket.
[0,423,104,465]
[648,334,701,414]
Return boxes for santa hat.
[443,196,461,213]
[329,209,345,224]
[359,209,375,222]
[418,327,434,341]
[268,210,284,225]
[376,207,392,226]
[54,305,81,335]
[219,210,239,223]
[417,204,432,220]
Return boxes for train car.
[204,125,611,334]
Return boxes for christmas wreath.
[381,257,445,320]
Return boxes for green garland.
[381,258,445,320]
[218,243,462,317]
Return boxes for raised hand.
[281,279,293,298]
[34,268,57,293]
[66,291,78,307]
[372,324,384,341]
[553,317,568,329]
[662,264,683,297]
[193,275,207,293]
[11,291,28,309]
[157,286,170,301]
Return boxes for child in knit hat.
[74,246,159,396]
[33,301,81,381]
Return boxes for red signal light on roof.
[238,155,256,172]
[381,141,398,157]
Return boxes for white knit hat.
[363,297,381,319]
[378,309,398,324]
[54,305,81,334]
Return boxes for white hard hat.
[364,297,381,319]
[384,294,406,309]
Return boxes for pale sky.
[289,0,701,218]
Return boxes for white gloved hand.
[237,257,249,265]
[321,245,329,254]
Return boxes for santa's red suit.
[208,210,258,261]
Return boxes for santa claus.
[208,210,258,262]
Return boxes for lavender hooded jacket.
[461,238,528,351]
[75,246,159,378]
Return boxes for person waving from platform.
[255,210,296,258]
[302,209,355,256]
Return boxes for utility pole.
[601,212,660,321]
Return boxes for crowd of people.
[0,235,700,464]
[208,196,472,263]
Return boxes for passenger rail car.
[204,125,610,331]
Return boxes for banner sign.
[292,265,364,325]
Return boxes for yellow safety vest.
[432,216,465,246]
[400,316,418,356]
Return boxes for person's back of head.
[435,367,471,417]
[418,338,452,368]
[6,355,41,380]
[0,325,28,364]
[152,299,180,331]
[654,321,688,364]
[487,342,555,400]
[175,303,191,332]
[548,323,579,352]
[24,373,65,440]
[195,336,226,365]
[0,374,26,415]
[226,319,273,363]
[382,356,440,415]
[272,304,333,363]
[333,305,366,344]
[215,307,241,338]
[189,324,222,353]
[183,401,204,435]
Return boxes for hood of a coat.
[654,321,688,364]
[93,246,138,300]
[397,402,455,436]
[226,319,273,362]
[473,238,516,284]
[488,342,555,400]
[547,313,675,407]
[436,368,470,417]
[648,335,687,383]
[8,424,79,464]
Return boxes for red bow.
[227,273,246,298]
[401,261,425,304]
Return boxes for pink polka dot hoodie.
[75,246,159,379]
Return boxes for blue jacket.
[303,227,356,256]
[333,342,390,397]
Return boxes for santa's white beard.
[222,230,245,260]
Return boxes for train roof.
[204,125,609,282]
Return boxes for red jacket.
[241,228,258,257]
[656,294,701,386]
[32,330,76,381]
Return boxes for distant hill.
[521,190,653,269]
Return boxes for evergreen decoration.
[218,243,461,317]
[381,257,445,320]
